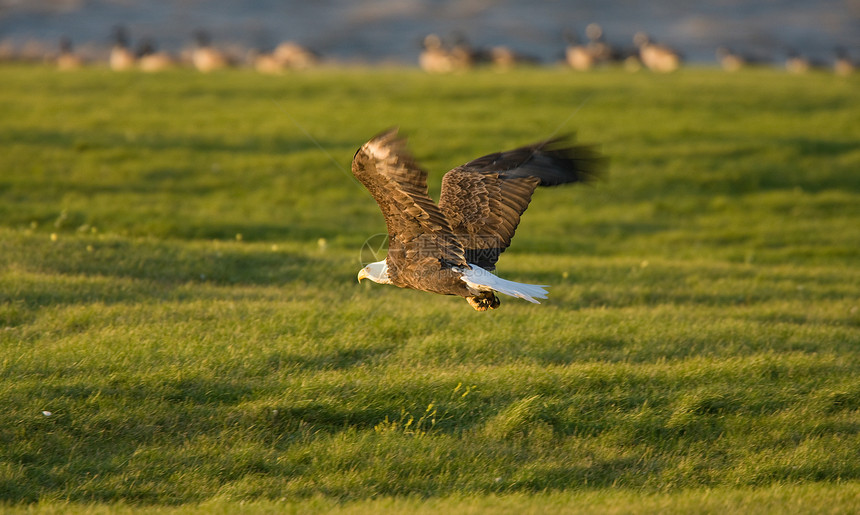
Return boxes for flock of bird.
[420,24,856,76]
[2,23,856,76]
[5,26,319,74]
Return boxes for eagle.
[353,128,607,311]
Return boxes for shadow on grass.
[5,366,860,504]
[2,235,353,310]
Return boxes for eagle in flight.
[353,128,607,311]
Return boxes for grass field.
[1,64,859,512]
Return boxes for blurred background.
[1,0,858,67]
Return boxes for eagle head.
[357,260,392,285]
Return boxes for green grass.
[1,64,859,512]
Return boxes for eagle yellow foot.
[467,292,501,311]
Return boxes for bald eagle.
[353,129,606,310]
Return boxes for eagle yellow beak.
[357,268,369,283]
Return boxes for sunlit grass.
[0,64,858,512]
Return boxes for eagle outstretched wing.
[351,128,467,286]
[438,136,607,270]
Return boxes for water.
[1,0,858,65]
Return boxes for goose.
[715,46,746,72]
[0,39,17,63]
[585,23,615,63]
[136,38,175,72]
[564,30,595,71]
[784,49,826,74]
[489,45,539,70]
[109,26,136,71]
[56,37,84,70]
[192,30,230,72]
[634,32,681,72]
[273,41,319,69]
[249,47,285,74]
[833,47,855,76]
[419,34,456,73]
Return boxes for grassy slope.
[0,65,858,512]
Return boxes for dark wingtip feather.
[513,136,609,187]
[460,134,608,187]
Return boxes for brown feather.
[351,128,468,296]
[351,129,607,296]
[439,135,606,270]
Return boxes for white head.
[357,260,392,285]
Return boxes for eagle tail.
[459,265,549,304]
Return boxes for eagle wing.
[438,136,607,270]
[351,128,467,285]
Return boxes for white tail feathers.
[459,264,549,304]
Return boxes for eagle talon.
[467,293,500,311]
